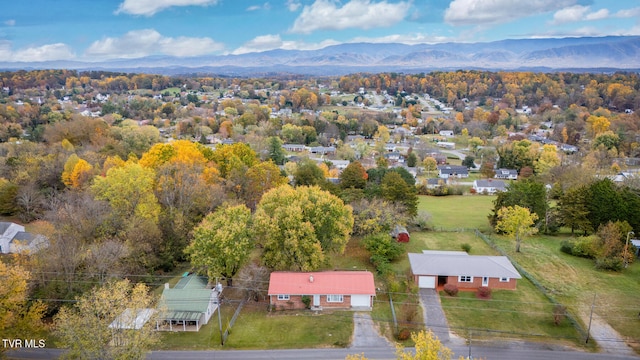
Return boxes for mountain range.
[1,36,639,76]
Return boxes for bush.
[476,286,491,299]
[397,328,411,341]
[595,257,623,271]
[553,305,566,326]
[301,295,311,309]
[461,243,471,253]
[443,284,458,296]
[560,240,574,255]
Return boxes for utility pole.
[586,293,596,343]
[467,329,472,360]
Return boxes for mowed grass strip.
[489,234,640,351]
[223,304,353,349]
[418,195,496,232]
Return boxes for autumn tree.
[381,171,418,217]
[340,161,368,189]
[495,205,539,252]
[254,185,354,271]
[55,279,159,360]
[557,185,592,234]
[534,144,560,175]
[422,157,437,177]
[0,262,46,356]
[186,204,253,286]
[395,330,456,360]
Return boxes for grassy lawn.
[224,304,353,349]
[440,278,585,347]
[489,233,640,351]
[418,195,496,232]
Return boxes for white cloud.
[551,5,610,24]
[290,0,410,34]
[286,0,301,12]
[247,2,270,11]
[615,7,640,18]
[585,9,609,21]
[551,5,589,24]
[0,41,75,62]
[116,0,218,16]
[4,19,16,26]
[350,33,451,44]
[444,0,577,26]
[232,34,339,54]
[85,29,224,59]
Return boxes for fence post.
[389,292,398,334]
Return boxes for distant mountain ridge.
[1,36,639,76]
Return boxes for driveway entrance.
[418,289,450,342]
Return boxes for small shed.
[391,225,410,243]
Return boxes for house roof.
[268,271,376,296]
[109,308,156,330]
[474,179,506,189]
[159,275,214,314]
[437,165,468,175]
[409,252,521,279]
[0,222,12,234]
[496,168,517,174]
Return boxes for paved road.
[9,346,640,360]
[418,288,451,343]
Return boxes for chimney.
[309,275,314,283]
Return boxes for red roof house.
[267,271,376,311]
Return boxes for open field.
[418,195,496,232]
[489,233,640,352]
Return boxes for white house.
[473,179,506,195]
[438,165,469,179]
[494,169,518,180]
[0,222,24,254]
[439,130,454,137]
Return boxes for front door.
[482,277,489,286]
[313,295,320,307]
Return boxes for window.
[326,295,343,303]
[277,294,290,300]
[499,277,510,282]
[458,276,473,283]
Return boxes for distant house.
[425,178,445,189]
[473,179,506,195]
[268,271,376,311]
[409,251,521,290]
[156,274,221,331]
[384,152,403,163]
[437,165,468,179]
[631,239,640,257]
[282,144,306,152]
[0,222,48,254]
[308,146,336,155]
[436,142,455,149]
[494,169,518,180]
[9,232,49,254]
[391,225,410,243]
[439,130,454,137]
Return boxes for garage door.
[418,276,436,288]
[350,295,371,307]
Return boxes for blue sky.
[1,0,639,62]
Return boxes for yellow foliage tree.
[69,158,93,189]
[0,262,46,355]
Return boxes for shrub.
[553,305,566,326]
[461,243,471,253]
[397,328,411,341]
[443,284,458,296]
[476,286,491,299]
[301,295,311,309]
[400,303,419,323]
[595,257,623,271]
[559,240,574,255]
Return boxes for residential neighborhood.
[1,68,640,360]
